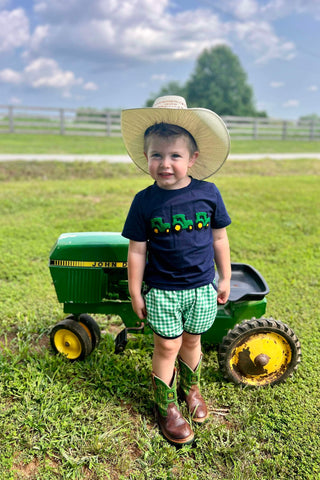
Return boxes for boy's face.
[144,135,198,190]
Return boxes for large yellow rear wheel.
[50,318,92,360]
[218,318,301,386]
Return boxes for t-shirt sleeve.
[122,193,148,242]
[211,185,231,229]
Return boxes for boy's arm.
[127,239,147,319]
[212,227,231,304]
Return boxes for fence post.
[253,118,258,139]
[106,112,112,136]
[59,108,65,135]
[309,118,315,141]
[8,105,14,133]
[282,120,287,140]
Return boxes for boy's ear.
[188,151,199,168]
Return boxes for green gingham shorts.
[144,283,218,339]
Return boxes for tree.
[145,81,186,107]
[146,46,266,117]
[299,113,320,122]
[185,45,262,116]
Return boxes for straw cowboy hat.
[121,95,230,180]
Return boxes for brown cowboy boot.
[178,355,209,423]
[152,368,194,446]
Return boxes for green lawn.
[1,133,320,154]
[0,134,127,155]
[0,158,319,479]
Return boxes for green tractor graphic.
[151,217,170,234]
[172,214,193,233]
[195,212,210,230]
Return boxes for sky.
[0,0,319,119]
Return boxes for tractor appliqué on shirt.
[151,212,210,234]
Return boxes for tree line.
[145,45,267,117]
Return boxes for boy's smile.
[145,136,198,190]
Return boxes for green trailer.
[49,232,301,387]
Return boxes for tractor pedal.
[115,328,128,354]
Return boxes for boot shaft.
[178,355,209,423]
[178,355,202,396]
[152,368,179,417]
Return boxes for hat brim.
[121,107,230,180]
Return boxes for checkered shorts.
[144,283,217,338]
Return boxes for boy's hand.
[131,294,147,319]
[217,278,230,304]
[212,227,231,305]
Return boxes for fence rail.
[0,105,319,140]
[0,105,122,137]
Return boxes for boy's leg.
[178,332,201,370]
[152,333,194,445]
[178,333,208,423]
[152,334,182,385]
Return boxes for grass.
[1,133,320,155]
[0,134,127,155]
[0,151,319,479]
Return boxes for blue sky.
[0,0,319,119]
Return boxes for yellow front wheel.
[218,318,301,386]
[50,318,92,360]
[66,314,101,350]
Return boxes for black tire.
[65,314,100,350]
[218,317,301,386]
[50,318,92,360]
[78,314,101,350]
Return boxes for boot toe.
[157,404,194,445]
[192,404,209,423]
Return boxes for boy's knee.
[182,332,201,348]
[154,335,182,357]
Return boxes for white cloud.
[28,25,50,52]
[83,81,98,91]
[308,85,318,92]
[0,68,22,84]
[34,0,170,22]
[215,0,259,20]
[151,74,169,82]
[24,58,83,89]
[283,99,299,108]
[0,8,29,52]
[0,0,311,112]
[261,0,320,21]
[234,20,295,63]
[207,0,320,21]
[26,1,228,64]
[0,0,292,78]
[270,81,285,88]
[233,0,259,19]
[0,57,96,95]
[9,96,22,105]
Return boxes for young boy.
[121,96,231,446]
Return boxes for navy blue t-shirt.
[122,178,231,290]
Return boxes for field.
[1,133,320,155]
[0,135,319,479]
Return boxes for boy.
[121,96,231,446]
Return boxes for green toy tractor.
[49,232,301,387]
[172,214,194,232]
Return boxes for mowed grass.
[1,132,320,154]
[0,154,319,479]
